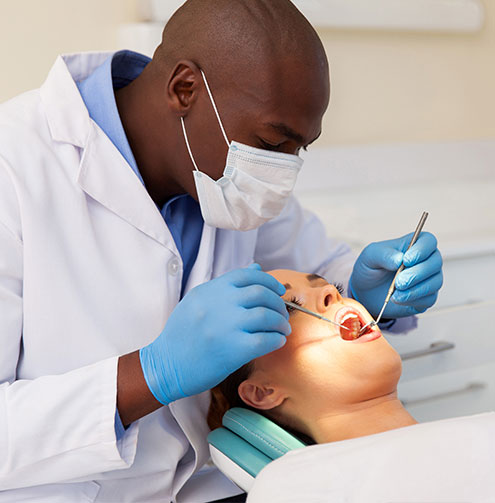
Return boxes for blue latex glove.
[139,263,290,405]
[349,232,443,319]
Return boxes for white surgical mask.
[180,70,303,231]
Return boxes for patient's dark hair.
[208,362,255,430]
[207,362,315,445]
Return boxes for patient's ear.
[238,380,286,410]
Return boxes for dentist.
[0,0,443,501]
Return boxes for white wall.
[0,0,138,102]
[0,0,494,146]
[317,2,495,145]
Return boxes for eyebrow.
[265,122,305,144]
[266,122,322,147]
[283,274,327,292]
[306,273,327,283]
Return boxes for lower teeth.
[340,316,365,340]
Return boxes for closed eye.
[258,139,282,151]
[286,296,303,314]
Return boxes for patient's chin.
[333,345,402,402]
[359,350,402,397]
[362,336,402,375]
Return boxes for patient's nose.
[316,284,342,313]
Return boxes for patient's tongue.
[340,317,361,340]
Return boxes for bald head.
[154,0,328,95]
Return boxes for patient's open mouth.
[335,307,373,340]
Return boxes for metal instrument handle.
[374,211,429,326]
[401,381,487,406]
[282,300,348,330]
[400,340,455,361]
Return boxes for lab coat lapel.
[40,53,112,148]
[77,123,173,249]
[40,53,175,250]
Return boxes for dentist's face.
[243,270,402,423]
[181,59,329,191]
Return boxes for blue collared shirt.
[76,50,204,439]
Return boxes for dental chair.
[207,407,307,492]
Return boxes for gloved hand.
[349,232,443,319]
[139,263,290,405]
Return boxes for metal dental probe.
[283,300,350,331]
[357,211,430,337]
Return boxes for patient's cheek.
[259,318,350,379]
[289,317,324,341]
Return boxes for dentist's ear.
[238,380,287,410]
[167,60,202,115]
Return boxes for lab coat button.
[168,257,180,276]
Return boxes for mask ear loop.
[181,116,200,172]
[200,70,230,148]
[181,69,230,172]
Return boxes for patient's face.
[240,270,402,425]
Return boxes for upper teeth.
[341,313,359,324]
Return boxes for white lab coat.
[0,52,357,502]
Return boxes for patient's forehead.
[267,268,301,282]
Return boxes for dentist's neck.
[309,392,417,444]
[115,63,186,206]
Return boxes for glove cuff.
[139,345,186,405]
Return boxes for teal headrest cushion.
[208,407,307,479]
[222,407,306,460]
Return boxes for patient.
[207,269,417,444]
